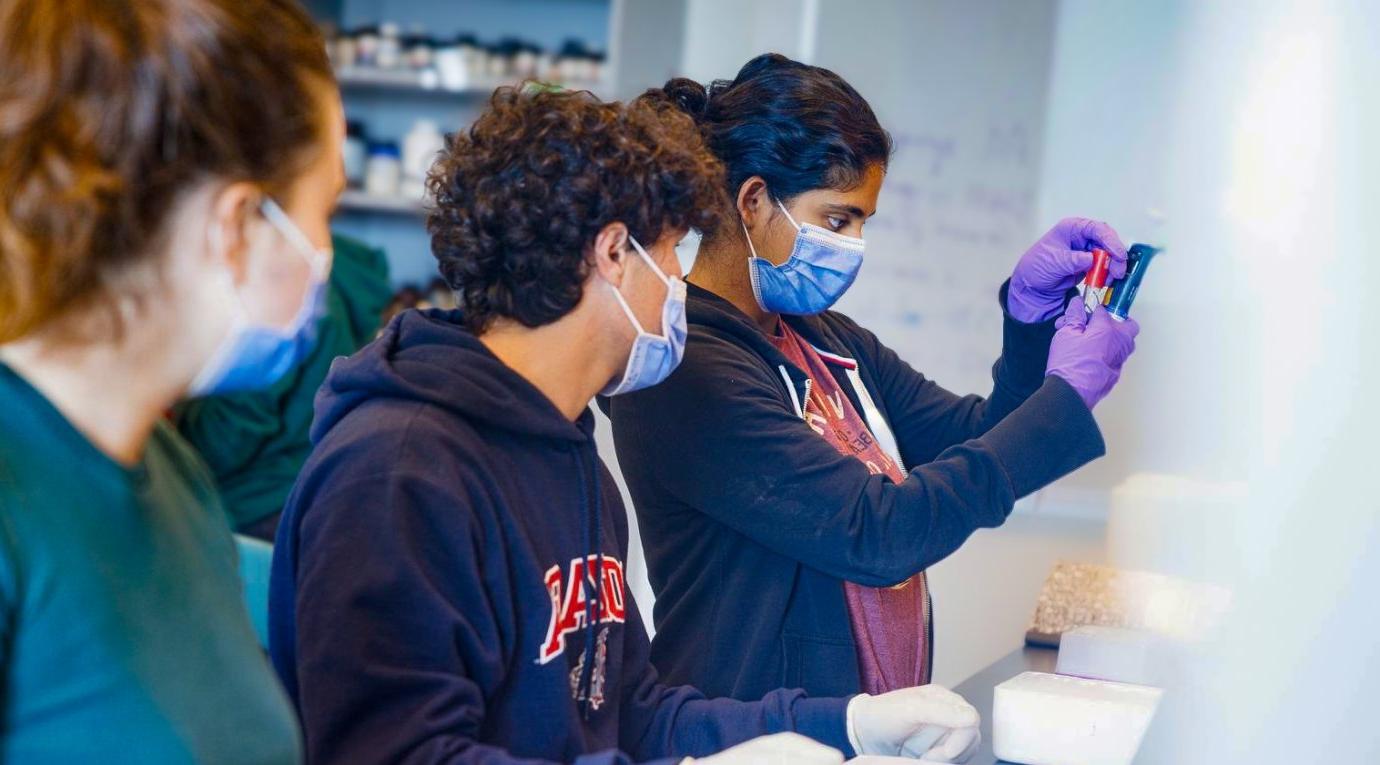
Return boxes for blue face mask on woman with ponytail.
[742,198,866,315]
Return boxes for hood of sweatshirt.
[312,308,594,447]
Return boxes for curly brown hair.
[426,85,727,334]
[0,0,332,343]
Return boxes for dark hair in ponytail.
[648,53,892,212]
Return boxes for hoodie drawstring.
[572,443,604,719]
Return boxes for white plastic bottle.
[402,119,445,200]
[364,141,401,198]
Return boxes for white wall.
[924,514,1105,686]
[680,0,815,83]
[1125,1,1380,760]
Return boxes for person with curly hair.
[268,86,986,764]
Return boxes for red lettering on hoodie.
[538,556,626,664]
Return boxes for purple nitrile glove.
[1045,298,1139,410]
[1008,217,1129,323]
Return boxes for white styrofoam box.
[993,672,1162,765]
[1056,625,1165,686]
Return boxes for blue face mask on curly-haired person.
[189,197,333,396]
[601,235,688,396]
[743,198,865,315]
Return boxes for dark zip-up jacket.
[605,282,1104,700]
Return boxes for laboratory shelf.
[335,66,607,99]
[337,189,429,217]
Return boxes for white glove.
[685,732,844,765]
[846,685,982,762]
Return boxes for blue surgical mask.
[601,236,687,396]
[744,200,865,315]
[189,198,333,396]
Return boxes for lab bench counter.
[952,645,1058,765]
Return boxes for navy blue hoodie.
[268,309,852,764]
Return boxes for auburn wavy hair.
[427,85,727,334]
[0,0,332,343]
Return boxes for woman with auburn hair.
[0,0,345,761]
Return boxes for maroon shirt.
[770,321,931,694]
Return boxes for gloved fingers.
[905,685,982,729]
[1055,296,1087,331]
[1096,311,1138,364]
[898,725,949,759]
[1064,217,1129,263]
[774,735,845,765]
[922,725,981,763]
[1116,329,1138,365]
[1108,250,1128,280]
[733,732,844,765]
[770,731,843,759]
[955,727,981,762]
[1085,301,1119,327]
[1047,247,1095,284]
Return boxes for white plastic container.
[993,672,1161,765]
[402,120,444,200]
[435,44,469,91]
[364,142,401,198]
[342,123,369,187]
[376,22,402,70]
[1055,625,1165,687]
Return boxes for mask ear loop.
[627,235,672,287]
[608,235,678,340]
[777,199,804,231]
[606,237,650,337]
[260,197,331,277]
[741,196,800,260]
[740,219,761,259]
[607,278,647,336]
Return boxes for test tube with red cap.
[1081,248,1111,314]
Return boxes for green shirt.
[0,364,301,763]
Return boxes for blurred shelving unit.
[302,0,688,287]
[335,66,608,99]
[337,189,428,217]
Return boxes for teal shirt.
[0,364,301,763]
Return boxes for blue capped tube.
[1106,243,1162,321]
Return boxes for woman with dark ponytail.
[607,54,1141,702]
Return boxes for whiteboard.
[813,0,1058,398]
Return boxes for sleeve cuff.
[845,693,867,756]
[981,376,1106,498]
[993,280,1060,400]
[791,695,857,758]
